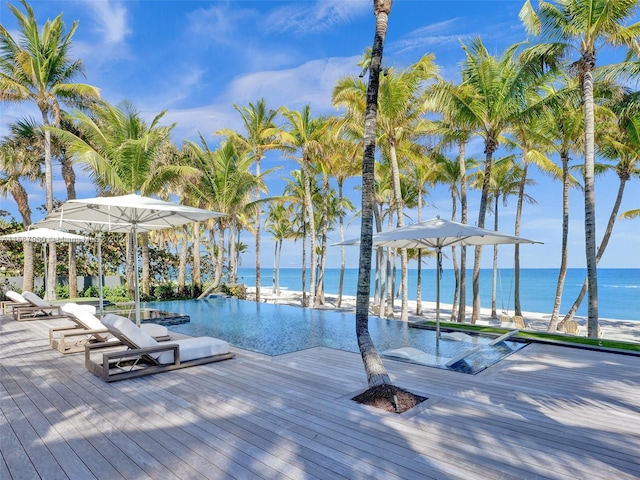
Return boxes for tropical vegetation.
[1,0,638,358]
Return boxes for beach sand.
[246,287,640,344]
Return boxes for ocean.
[236,268,640,321]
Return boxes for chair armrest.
[14,304,64,320]
[87,342,181,365]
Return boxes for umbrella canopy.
[335,217,542,345]
[34,194,225,323]
[0,228,94,300]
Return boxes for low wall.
[1,275,125,293]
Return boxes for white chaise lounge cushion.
[6,291,28,304]
[102,313,228,364]
[62,303,103,330]
[22,291,50,307]
[155,337,229,364]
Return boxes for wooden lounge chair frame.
[50,304,170,354]
[513,315,530,330]
[85,322,233,382]
[12,291,67,321]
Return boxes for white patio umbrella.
[335,217,542,346]
[34,194,225,324]
[0,228,94,300]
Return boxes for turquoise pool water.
[145,298,527,374]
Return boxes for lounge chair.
[499,314,512,327]
[11,291,67,321]
[564,320,580,335]
[513,315,530,330]
[2,290,30,315]
[49,303,169,354]
[85,314,233,382]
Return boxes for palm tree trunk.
[193,222,201,296]
[548,152,570,332]
[356,0,392,388]
[513,162,528,316]
[61,155,78,297]
[472,143,496,322]
[491,196,499,318]
[457,141,467,323]
[582,56,599,337]
[388,141,408,320]
[11,183,34,291]
[338,182,346,308]
[562,175,627,326]
[450,192,459,321]
[177,227,188,296]
[255,159,262,302]
[42,113,57,301]
[141,233,150,297]
[303,158,316,307]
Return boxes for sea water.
[237,267,640,321]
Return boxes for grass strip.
[415,320,640,353]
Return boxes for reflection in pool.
[145,298,527,374]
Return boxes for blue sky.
[1,0,638,271]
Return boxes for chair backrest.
[499,315,511,325]
[6,291,28,304]
[513,316,526,329]
[61,303,104,330]
[102,314,161,359]
[564,320,579,334]
[22,291,49,307]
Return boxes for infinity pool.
[144,298,527,374]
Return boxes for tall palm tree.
[216,99,281,302]
[520,0,640,337]
[265,204,295,295]
[0,0,101,299]
[356,0,393,388]
[562,92,640,324]
[280,105,329,307]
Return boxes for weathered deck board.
[2,315,639,480]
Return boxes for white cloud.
[186,3,256,46]
[223,55,361,113]
[82,0,130,45]
[265,0,370,35]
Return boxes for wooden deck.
[2,314,640,480]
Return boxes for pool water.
[145,298,527,374]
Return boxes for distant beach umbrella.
[0,228,94,300]
[335,217,542,346]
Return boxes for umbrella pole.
[132,225,141,326]
[97,233,104,316]
[43,243,48,301]
[436,247,441,348]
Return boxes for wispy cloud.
[264,0,370,35]
[186,3,256,46]
[81,0,130,45]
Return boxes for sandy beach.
[246,287,640,344]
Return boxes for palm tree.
[436,38,552,322]
[185,137,263,295]
[0,0,101,299]
[355,0,393,388]
[0,124,43,291]
[280,106,329,307]
[562,92,640,324]
[520,0,640,337]
[216,99,281,302]
[51,100,187,300]
[265,204,295,295]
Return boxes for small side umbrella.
[0,228,94,300]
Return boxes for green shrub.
[153,284,176,300]
[55,285,70,299]
[80,285,99,298]
[221,283,247,299]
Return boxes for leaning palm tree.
[355,0,393,388]
[520,0,640,337]
[0,0,101,299]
